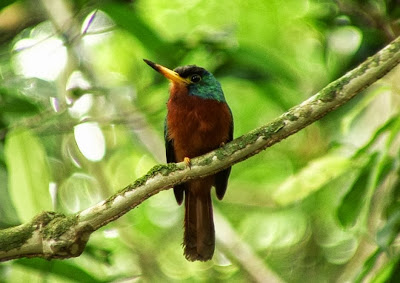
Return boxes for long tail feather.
[183,186,215,261]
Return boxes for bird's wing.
[165,121,185,205]
[215,109,233,200]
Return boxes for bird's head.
[144,59,226,102]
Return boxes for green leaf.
[337,154,394,228]
[337,154,376,228]
[354,249,381,283]
[377,208,400,249]
[0,165,19,228]
[15,258,107,283]
[273,155,352,206]
[353,116,397,158]
[370,254,400,283]
[100,3,168,56]
[0,0,15,11]
[227,45,299,86]
[0,87,40,115]
[4,129,52,222]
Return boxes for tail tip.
[183,244,214,262]
[184,250,213,262]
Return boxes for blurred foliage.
[1,0,400,282]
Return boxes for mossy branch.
[1,36,400,262]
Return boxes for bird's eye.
[190,74,202,83]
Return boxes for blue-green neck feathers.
[174,65,226,102]
[188,73,225,102]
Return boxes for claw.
[184,157,191,169]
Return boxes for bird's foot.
[184,157,191,169]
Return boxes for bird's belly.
[171,115,224,160]
[167,99,231,162]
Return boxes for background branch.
[1,35,400,265]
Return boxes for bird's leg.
[184,157,192,169]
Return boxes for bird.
[144,59,233,261]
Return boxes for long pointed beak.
[143,59,189,84]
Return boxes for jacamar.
[144,59,233,261]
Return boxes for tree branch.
[1,36,400,263]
